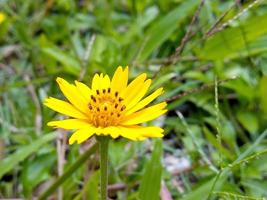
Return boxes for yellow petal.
[111,66,128,93]
[75,80,92,102]
[116,127,142,140]
[91,73,100,91]
[126,87,164,115]
[44,97,88,119]
[47,119,92,130]
[126,126,164,138]
[121,73,147,99]
[0,13,5,24]
[56,77,89,113]
[101,74,111,89]
[100,126,120,138]
[121,102,167,125]
[69,128,96,144]
[138,126,164,138]
[124,79,151,110]
[101,126,164,140]
[91,73,111,91]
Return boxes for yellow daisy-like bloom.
[44,66,167,144]
[0,12,6,24]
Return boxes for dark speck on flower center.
[88,88,126,127]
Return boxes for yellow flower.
[44,66,167,144]
[0,12,6,24]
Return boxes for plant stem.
[98,136,109,200]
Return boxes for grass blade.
[139,139,163,200]
[137,0,199,62]
[38,143,98,200]
[0,132,56,179]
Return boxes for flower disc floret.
[88,88,126,127]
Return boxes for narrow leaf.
[137,0,199,62]
[0,132,56,179]
[139,139,163,200]
[38,143,98,200]
[201,13,267,60]
[42,47,80,75]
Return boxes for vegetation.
[1,0,267,199]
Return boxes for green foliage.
[201,13,267,60]
[139,140,162,200]
[136,0,199,62]
[0,133,56,180]
[1,0,267,199]
[38,143,98,200]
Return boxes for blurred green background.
[1,0,267,199]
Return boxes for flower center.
[88,87,126,127]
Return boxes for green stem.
[98,136,109,200]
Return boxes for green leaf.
[42,47,80,75]
[237,111,259,134]
[200,13,267,60]
[137,0,199,62]
[109,140,135,171]
[259,76,267,116]
[85,171,100,200]
[223,79,255,101]
[183,128,267,200]
[139,139,162,200]
[182,176,225,200]
[21,153,56,197]
[73,170,100,200]
[0,132,56,179]
[38,143,98,200]
[236,35,267,57]
[203,126,235,160]
[150,73,177,91]
[242,179,267,197]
